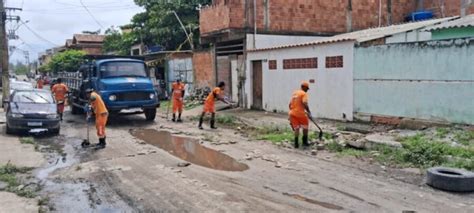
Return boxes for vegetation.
[454,130,474,146]
[103,26,136,55]
[19,137,34,145]
[47,50,86,73]
[10,62,29,75]
[0,163,36,198]
[255,125,333,144]
[327,134,474,171]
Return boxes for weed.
[435,128,449,138]
[19,137,34,144]
[453,130,474,146]
[326,141,345,152]
[202,134,214,142]
[216,115,237,125]
[38,196,50,206]
[0,163,36,198]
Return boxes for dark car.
[5,89,60,135]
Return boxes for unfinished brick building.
[197,0,474,104]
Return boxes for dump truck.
[59,55,159,121]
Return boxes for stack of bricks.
[193,51,214,88]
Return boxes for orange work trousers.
[172,99,184,113]
[95,113,108,138]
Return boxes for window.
[268,60,277,70]
[283,58,317,69]
[325,56,344,68]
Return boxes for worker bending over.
[198,82,230,129]
[85,89,109,149]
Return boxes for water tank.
[406,10,434,22]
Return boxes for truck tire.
[71,104,83,115]
[426,167,474,192]
[144,108,156,121]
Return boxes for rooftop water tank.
[406,10,434,22]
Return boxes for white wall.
[245,41,355,121]
[246,34,324,49]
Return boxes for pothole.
[131,129,249,172]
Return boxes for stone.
[311,150,318,155]
[316,144,325,150]
[17,185,25,191]
[346,139,367,149]
[229,141,237,144]
[365,134,402,149]
[275,162,282,168]
[177,162,191,167]
[0,181,7,190]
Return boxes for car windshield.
[10,82,33,90]
[12,91,53,104]
[99,62,147,78]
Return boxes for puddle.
[282,192,344,210]
[131,129,249,172]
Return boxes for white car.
[10,81,34,94]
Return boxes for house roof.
[249,17,457,52]
[65,39,73,46]
[73,34,105,43]
[424,14,474,31]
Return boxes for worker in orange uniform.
[171,78,185,122]
[198,82,230,129]
[51,78,69,121]
[85,89,109,149]
[36,77,44,89]
[289,81,312,149]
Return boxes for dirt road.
[0,104,470,212]
[17,105,468,213]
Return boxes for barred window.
[283,58,317,69]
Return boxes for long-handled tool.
[308,116,323,141]
[81,105,91,147]
[166,98,171,120]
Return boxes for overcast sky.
[7,0,143,63]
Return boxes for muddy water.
[132,129,249,172]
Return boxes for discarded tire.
[426,167,474,192]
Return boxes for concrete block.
[365,134,402,149]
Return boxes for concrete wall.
[431,27,474,40]
[245,41,355,120]
[354,39,474,124]
[386,30,433,44]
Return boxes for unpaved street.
[9,106,469,213]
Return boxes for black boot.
[198,117,204,129]
[81,140,90,148]
[294,136,299,149]
[210,119,217,129]
[59,113,63,121]
[96,137,106,149]
[177,113,182,122]
[302,135,309,148]
[172,114,176,122]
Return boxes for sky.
[6,0,143,63]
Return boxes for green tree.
[12,62,29,75]
[131,0,211,50]
[48,50,86,73]
[103,26,136,55]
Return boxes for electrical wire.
[20,20,59,46]
[80,0,105,29]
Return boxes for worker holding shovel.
[82,89,109,149]
[289,81,312,149]
[198,81,230,129]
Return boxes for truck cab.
[67,56,159,121]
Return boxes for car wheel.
[144,108,156,121]
[6,124,15,135]
[426,167,474,192]
[50,127,60,135]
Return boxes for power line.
[79,0,105,29]
[20,20,59,46]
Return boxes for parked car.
[4,89,60,134]
[10,80,34,95]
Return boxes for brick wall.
[424,0,474,17]
[193,51,214,88]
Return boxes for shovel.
[308,116,323,141]
[81,105,91,147]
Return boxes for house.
[244,17,474,125]
[196,0,474,104]
[425,14,474,39]
[66,34,106,55]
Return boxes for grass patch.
[216,114,238,125]
[0,163,36,198]
[254,125,328,144]
[435,128,449,138]
[19,137,34,144]
[453,130,474,146]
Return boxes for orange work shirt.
[172,82,185,100]
[90,92,108,116]
[289,90,309,118]
[205,87,222,106]
[51,83,69,102]
[37,79,44,89]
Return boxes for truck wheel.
[426,167,474,192]
[144,108,156,121]
[71,104,82,115]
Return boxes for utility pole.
[1,3,21,102]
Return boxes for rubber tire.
[71,104,82,115]
[426,167,474,192]
[5,124,15,135]
[144,108,156,121]
[50,127,60,135]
